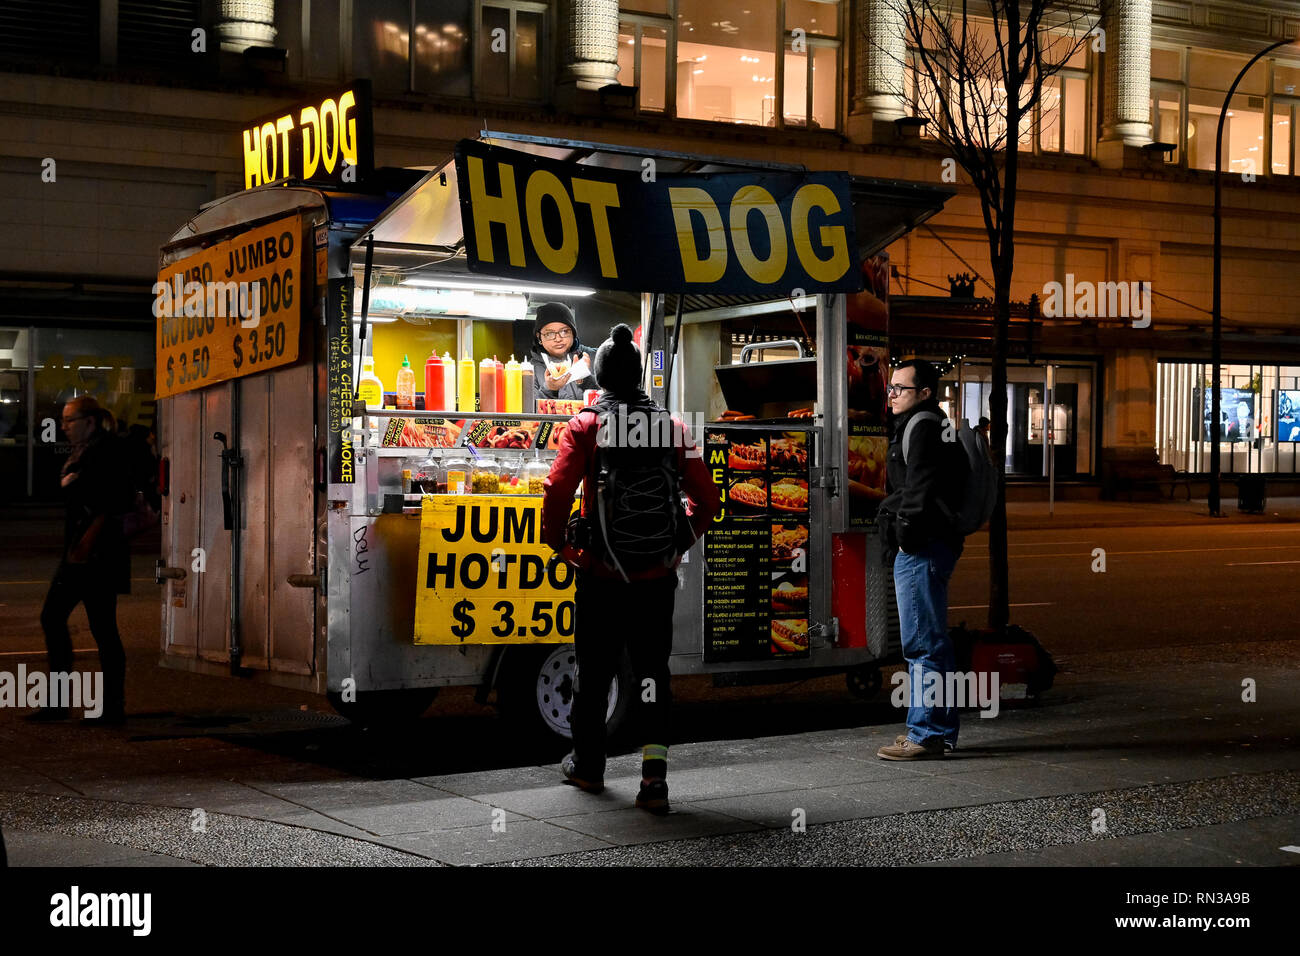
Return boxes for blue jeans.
[893,538,960,747]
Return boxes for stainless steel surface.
[821,294,848,534]
[740,339,806,363]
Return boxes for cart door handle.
[287,573,321,589]
[213,431,233,530]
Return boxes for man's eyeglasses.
[539,330,572,342]
[886,384,919,396]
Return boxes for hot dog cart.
[154,104,953,735]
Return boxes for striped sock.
[642,744,668,780]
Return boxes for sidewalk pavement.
[2,643,1297,867]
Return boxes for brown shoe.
[877,737,945,760]
[895,733,956,753]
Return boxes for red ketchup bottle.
[494,356,505,415]
[424,351,444,412]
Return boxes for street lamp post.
[1211,38,1296,516]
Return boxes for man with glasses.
[27,396,131,725]
[875,360,968,760]
[529,302,597,401]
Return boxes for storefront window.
[1157,361,1300,474]
[1187,51,1266,173]
[1150,83,1184,164]
[414,0,471,97]
[619,19,669,112]
[676,0,779,125]
[1273,100,1297,175]
[477,1,547,101]
[353,0,413,93]
[947,360,1095,478]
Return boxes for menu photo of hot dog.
[771,573,808,613]
[769,477,809,513]
[727,436,767,471]
[728,475,769,512]
[768,432,808,473]
[771,522,809,562]
[770,618,810,656]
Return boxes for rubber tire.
[845,665,884,700]
[327,687,439,727]
[498,643,634,744]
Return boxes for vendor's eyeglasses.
[540,330,572,341]
[886,384,919,395]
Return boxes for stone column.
[847,0,906,143]
[217,0,277,53]
[560,0,619,91]
[1097,0,1153,167]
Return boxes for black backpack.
[582,404,692,581]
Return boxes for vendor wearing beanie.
[529,302,597,401]
[541,323,721,815]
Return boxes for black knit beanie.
[533,302,579,351]
[593,323,642,395]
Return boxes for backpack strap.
[902,410,945,464]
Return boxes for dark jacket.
[530,344,598,401]
[879,398,967,554]
[542,391,721,579]
[60,430,133,593]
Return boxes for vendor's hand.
[60,472,76,488]
[544,369,570,391]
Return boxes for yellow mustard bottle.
[457,350,476,413]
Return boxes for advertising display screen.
[1201,388,1255,442]
[1278,390,1300,442]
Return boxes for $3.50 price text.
[450,598,576,641]
[163,321,290,389]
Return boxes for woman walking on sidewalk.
[26,396,131,725]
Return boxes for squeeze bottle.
[395,355,416,409]
[504,356,522,414]
[457,350,476,412]
[440,352,455,413]
[357,357,384,407]
[478,357,498,414]
[424,351,444,412]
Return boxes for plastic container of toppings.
[471,457,500,495]
[442,455,470,495]
[522,455,550,495]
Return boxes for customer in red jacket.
[542,323,720,814]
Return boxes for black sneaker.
[23,707,69,723]
[635,778,670,815]
[560,753,604,794]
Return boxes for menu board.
[703,428,812,663]
[845,254,891,528]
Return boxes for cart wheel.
[499,644,632,742]
[845,665,883,700]
[326,687,439,726]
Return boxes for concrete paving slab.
[471,782,631,819]
[820,774,1017,816]
[4,830,196,867]
[378,819,614,865]
[686,784,895,829]
[325,797,519,836]
[1177,813,1300,865]
[554,803,762,846]
[411,764,556,796]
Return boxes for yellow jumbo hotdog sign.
[414,496,576,645]
[155,215,303,399]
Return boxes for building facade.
[2,0,1298,498]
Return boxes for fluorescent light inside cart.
[353,286,527,320]
[401,277,596,296]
